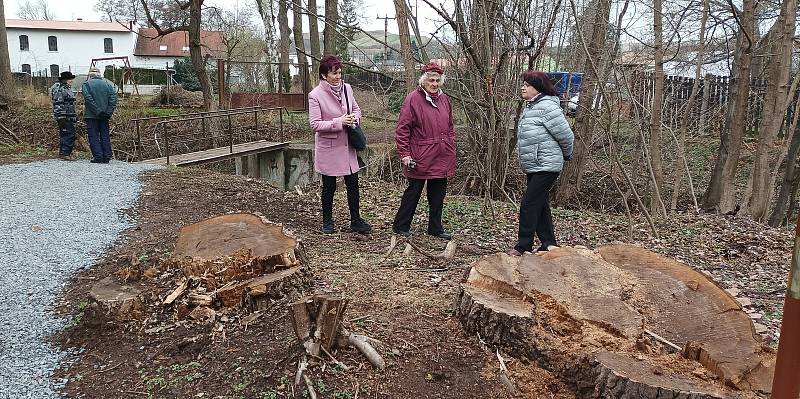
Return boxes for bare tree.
[141,0,215,111]
[307,0,321,72]
[323,0,337,54]
[739,0,798,221]
[292,0,308,81]
[17,0,55,20]
[278,0,291,91]
[670,0,708,213]
[0,0,12,98]
[648,0,667,218]
[394,0,417,93]
[555,0,611,204]
[255,0,278,91]
[95,0,147,24]
[702,0,756,213]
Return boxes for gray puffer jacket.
[517,94,574,173]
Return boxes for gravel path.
[0,159,159,398]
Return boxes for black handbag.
[343,85,367,151]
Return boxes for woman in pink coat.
[308,55,371,234]
[392,62,457,240]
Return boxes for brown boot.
[59,155,75,161]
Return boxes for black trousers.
[321,173,361,223]
[57,119,76,156]
[515,171,559,253]
[393,177,447,234]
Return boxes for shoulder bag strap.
[343,83,351,114]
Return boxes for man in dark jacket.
[82,67,118,163]
[50,71,77,161]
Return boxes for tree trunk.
[308,0,322,74]
[188,0,214,111]
[554,0,611,205]
[256,0,278,92]
[322,0,337,55]
[769,119,800,226]
[670,0,708,213]
[703,0,755,213]
[0,0,12,96]
[405,0,429,62]
[278,0,291,92]
[292,0,308,82]
[740,0,798,222]
[649,0,666,217]
[394,0,417,93]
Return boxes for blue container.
[545,72,584,99]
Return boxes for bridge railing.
[130,106,287,162]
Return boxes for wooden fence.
[630,71,773,135]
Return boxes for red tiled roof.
[5,19,132,32]
[134,28,223,58]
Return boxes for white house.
[132,28,223,70]
[4,19,223,77]
[5,19,136,77]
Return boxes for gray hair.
[88,67,102,78]
[418,72,445,86]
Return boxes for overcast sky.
[3,0,447,35]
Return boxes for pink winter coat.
[395,87,457,179]
[309,82,362,176]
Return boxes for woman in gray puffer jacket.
[508,71,574,256]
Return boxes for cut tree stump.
[454,245,774,398]
[289,294,385,369]
[87,277,144,323]
[162,213,311,313]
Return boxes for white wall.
[131,56,183,71]
[7,28,136,76]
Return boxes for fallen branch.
[345,332,386,370]
[496,349,518,396]
[320,345,351,371]
[384,236,458,260]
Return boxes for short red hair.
[521,71,558,96]
[319,55,342,79]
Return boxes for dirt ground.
[49,164,793,398]
[53,167,576,399]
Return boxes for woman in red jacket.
[392,62,457,240]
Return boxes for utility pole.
[771,213,800,398]
[376,14,395,64]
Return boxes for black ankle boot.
[322,220,335,234]
[350,218,372,234]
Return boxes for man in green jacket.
[82,67,118,163]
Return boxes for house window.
[19,35,29,51]
[50,64,59,77]
[48,35,58,51]
[159,45,168,51]
[104,38,113,53]
[21,64,31,74]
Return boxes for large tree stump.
[87,277,145,323]
[454,245,774,398]
[161,213,311,314]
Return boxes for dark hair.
[319,55,342,79]
[521,71,558,96]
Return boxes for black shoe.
[350,218,372,234]
[392,227,412,237]
[101,158,111,164]
[90,158,103,163]
[322,221,336,234]
[428,230,452,241]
